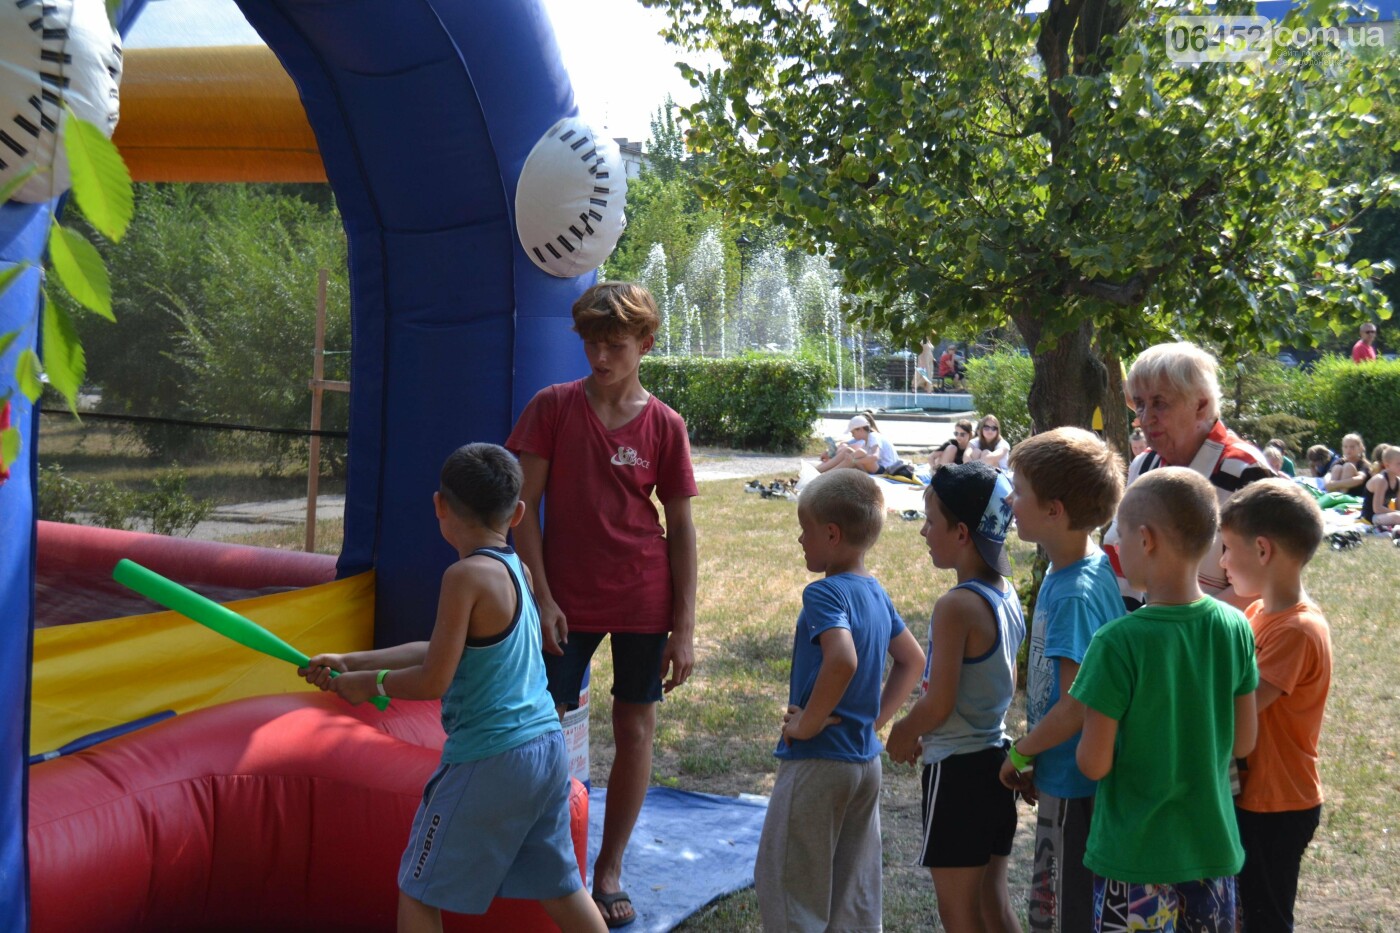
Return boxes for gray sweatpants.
[754,756,883,932]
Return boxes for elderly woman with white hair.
[1105,342,1275,608]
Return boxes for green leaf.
[16,348,43,402]
[41,292,84,412]
[0,330,17,359]
[0,262,26,298]
[0,426,20,471]
[0,167,38,205]
[1348,97,1373,115]
[47,223,113,320]
[63,111,134,242]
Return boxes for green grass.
[219,518,346,554]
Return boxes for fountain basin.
[826,389,975,416]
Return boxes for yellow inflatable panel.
[30,572,374,756]
[112,45,326,183]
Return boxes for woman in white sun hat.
[817,411,901,475]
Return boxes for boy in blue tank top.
[302,444,606,933]
[887,460,1026,933]
[999,428,1126,933]
[755,469,925,933]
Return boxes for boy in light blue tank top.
[999,428,1126,933]
[754,469,925,933]
[301,444,606,933]
[887,460,1026,933]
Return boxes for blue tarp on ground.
[587,787,768,932]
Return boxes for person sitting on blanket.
[1305,445,1338,482]
[1360,446,1400,530]
[818,412,906,477]
[931,420,976,470]
[1372,443,1390,474]
[1268,439,1297,477]
[1324,433,1370,496]
[967,415,1011,471]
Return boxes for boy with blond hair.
[1219,480,1332,933]
[755,469,925,933]
[887,461,1026,933]
[1000,428,1126,932]
[507,282,699,926]
[1072,468,1258,932]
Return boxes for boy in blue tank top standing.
[301,443,606,933]
[754,469,925,932]
[887,460,1026,933]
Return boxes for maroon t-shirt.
[507,380,698,634]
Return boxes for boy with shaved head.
[1071,468,1260,932]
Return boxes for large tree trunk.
[1013,314,1106,434]
[1099,347,1132,465]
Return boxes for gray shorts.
[754,756,884,933]
[1030,791,1096,933]
[398,730,580,914]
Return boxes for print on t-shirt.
[610,446,651,469]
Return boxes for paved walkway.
[183,418,959,542]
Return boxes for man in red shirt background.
[1352,323,1378,363]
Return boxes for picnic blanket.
[586,787,768,931]
[797,462,929,515]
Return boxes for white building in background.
[613,138,647,179]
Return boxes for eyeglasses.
[954,431,970,438]
[981,425,997,431]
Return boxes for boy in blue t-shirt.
[999,428,1126,932]
[302,444,606,933]
[755,469,925,932]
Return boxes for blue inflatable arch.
[0,1,592,926]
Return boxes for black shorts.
[918,745,1018,868]
[544,631,669,709]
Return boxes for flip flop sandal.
[594,891,636,928]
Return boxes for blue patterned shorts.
[1093,875,1236,932]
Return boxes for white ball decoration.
[0,0,122,204]
[515,116,628,278]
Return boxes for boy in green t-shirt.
[1071,467,1259,932]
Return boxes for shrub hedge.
[641,353,832,452]
[1295,355,1400,452]
[963,350,1035,444]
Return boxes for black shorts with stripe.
[918,745,1018,868]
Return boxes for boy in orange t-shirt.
[1218,480,1333,933]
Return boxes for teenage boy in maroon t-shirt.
[508,281,698,928]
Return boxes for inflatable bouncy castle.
[1,1,624,928]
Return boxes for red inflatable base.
[29,693,586,932]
